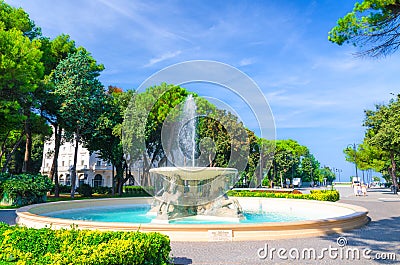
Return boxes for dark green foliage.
[227,189,340,202]
[53,49,106,198]
[76,183,92,197]
[363,96,400,193]
[328,0,400,57]
[123,186,152,196]
[0,173,53,206]
[51,184,71,194]
[0,223,171,265]
[0,0,41,39]
[92,186,112,195]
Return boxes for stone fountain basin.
[16,197,369,241]
[149,167,237,181]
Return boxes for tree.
[318,167,336,184]
[329,0,400,57]
[363,96,400,193]
[53,50,105,198]
[8,126,51,174]
[197,109,252,185]
[123,83,192,187]
[0,27,43,172]
[122,83,254,189]
[197,109,249,168]
[0,0,45,173]
[299,153,320,183]
[83,86,135,196]
[344,142,387,184]
[272,139,308,187]
[0,0,41,39]
[38,34,77,197]
[373,176,381,182]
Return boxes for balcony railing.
[93,164,113,171]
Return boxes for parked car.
[292,178,302,188]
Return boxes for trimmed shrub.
[0,223,171,265]
[309,189,340,202]
[123,186,153,196]
[51,184,72,194]
[227,189,340,202]
[92,186,112,195]
[0,174,53,206]
[233,189,302,194]
[76,183,93,197]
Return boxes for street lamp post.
[335,168,342,182]
[310,167,313,186]
[347,143,359,181]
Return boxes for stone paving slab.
[171,187,400,264]
[0,209,17,225]
[0,188,398,264]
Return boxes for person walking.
[361,184,367,196]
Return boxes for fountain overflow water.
[180,94,197,167]
[150,95,244,223]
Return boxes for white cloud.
[311,56,366,72]
[144,51,182,67]
[238,58,255,66]
[97,0,189,42]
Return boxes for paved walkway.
[171,187,400,264]
[1,188,399,264]
[0,209,17,225]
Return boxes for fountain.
[15,94,369,241]
[149,95,244,223]
[149,167,243,223]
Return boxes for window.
[78,174,85,187]
[66,174,71,186]
[93,174,103,188]
[59,175,64,184]
[46,163,49,168]
[61,161,65,167]
[81,160,85,166]
[96,160,101,166]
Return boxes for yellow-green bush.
[0,223,170,265]
[123,186,153,196]
[227,189,340,202]
[309,189,340,202]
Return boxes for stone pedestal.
[149,167,244,223]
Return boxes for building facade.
[40,138,113,188]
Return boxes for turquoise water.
[43,204,308,224]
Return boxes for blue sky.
[7,0,400,181]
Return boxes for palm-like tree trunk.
[50,125,62,197]
[70,132,80,198]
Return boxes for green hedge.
[0,223,171,265]
[76,183,93,197]
[51,185,72,194]
[309,189,340,202]
[123,186,153,197]
[227,189,340,202]
[92,186,112,195]
[0,173,53,206]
